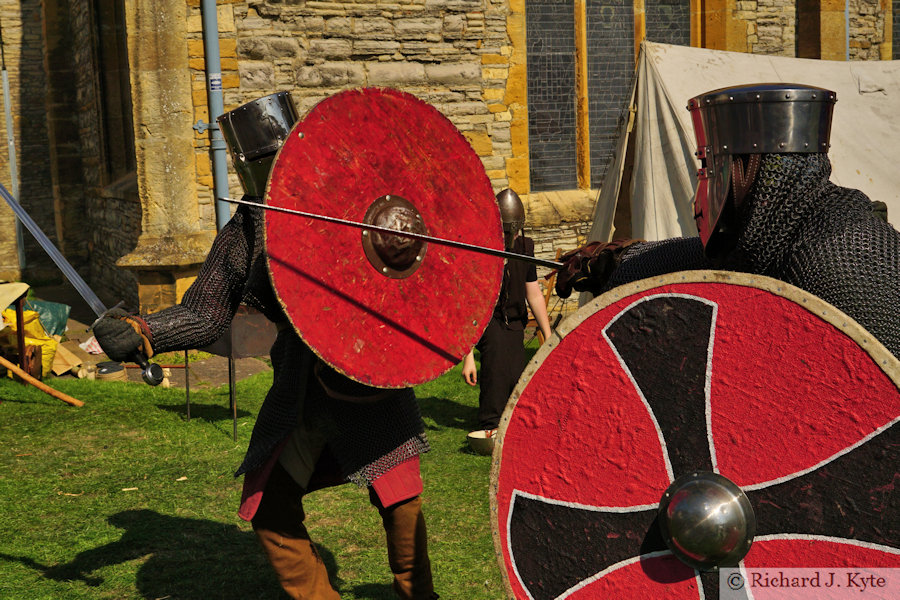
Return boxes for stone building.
[0,0,895,317]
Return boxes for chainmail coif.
[142,197,429,482]
[604,153,900,359]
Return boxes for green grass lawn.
[0,352,516,599]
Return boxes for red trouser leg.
[370,491,437,600]
[252,463,340,600]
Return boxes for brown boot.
[254,526,340,600]
[252,462,340,599]
[373,493,437,600]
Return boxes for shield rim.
[489,269,900,599]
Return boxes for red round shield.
[491,271,900,599]
[265,88,503,388]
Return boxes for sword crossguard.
[89,300,126,330]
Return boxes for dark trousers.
[251,462,435,599]
[476,317,526,430]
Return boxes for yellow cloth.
[1,308,58,377]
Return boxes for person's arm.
[94,202,260,360]
[525,280,552,343]
[145,205,257,351]
[554,237,710,298]
[461,350,477,385]
[554,239,643,298]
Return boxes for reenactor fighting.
[495,83,900,599]
[86,81,899,599]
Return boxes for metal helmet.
[657,471,756,571]
[687,83,836,253]
[496,188,525,248]
[217,91,300,196]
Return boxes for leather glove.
[554,239,642,299]
[93,308,154,362]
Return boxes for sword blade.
[219,196,565,270]
[0,182,108,317]
[2,183,165,385]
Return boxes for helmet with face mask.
[217,91,300,197]
[496,188,526,249]
[687,83,835,257]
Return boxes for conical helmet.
[496,188,525,248]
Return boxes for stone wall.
[186,0,519,216]
[741,0,890,58]
[749,0,797,56]
[0,0,139,306]
[44,0,86,273]
[849,0,886,59]
[181,0,594,307]
[0,2,23,281]
[42,0,141,306]
[70,0,141,306]
[0,0,58,284]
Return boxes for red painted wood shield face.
[491,272,900,600]
[264,88,503,388]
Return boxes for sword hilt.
[132,352,165,386]
[92,301,164,386]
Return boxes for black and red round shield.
[264,88,504,388]
[491,271,899,599]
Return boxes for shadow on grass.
[3,509,290,599]
[344,582,396,599]
[416,395,477,432]
[415,344,541,434]
[156,401,253,423]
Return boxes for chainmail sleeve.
[142,200,267,352]
[603,237,711,292]
[724,153,900,357]
[777,184,900,358]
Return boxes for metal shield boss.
[491,271,899,600]
[264,88,504,388]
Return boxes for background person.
[463,189,552,449]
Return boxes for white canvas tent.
[589,41,900,244]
